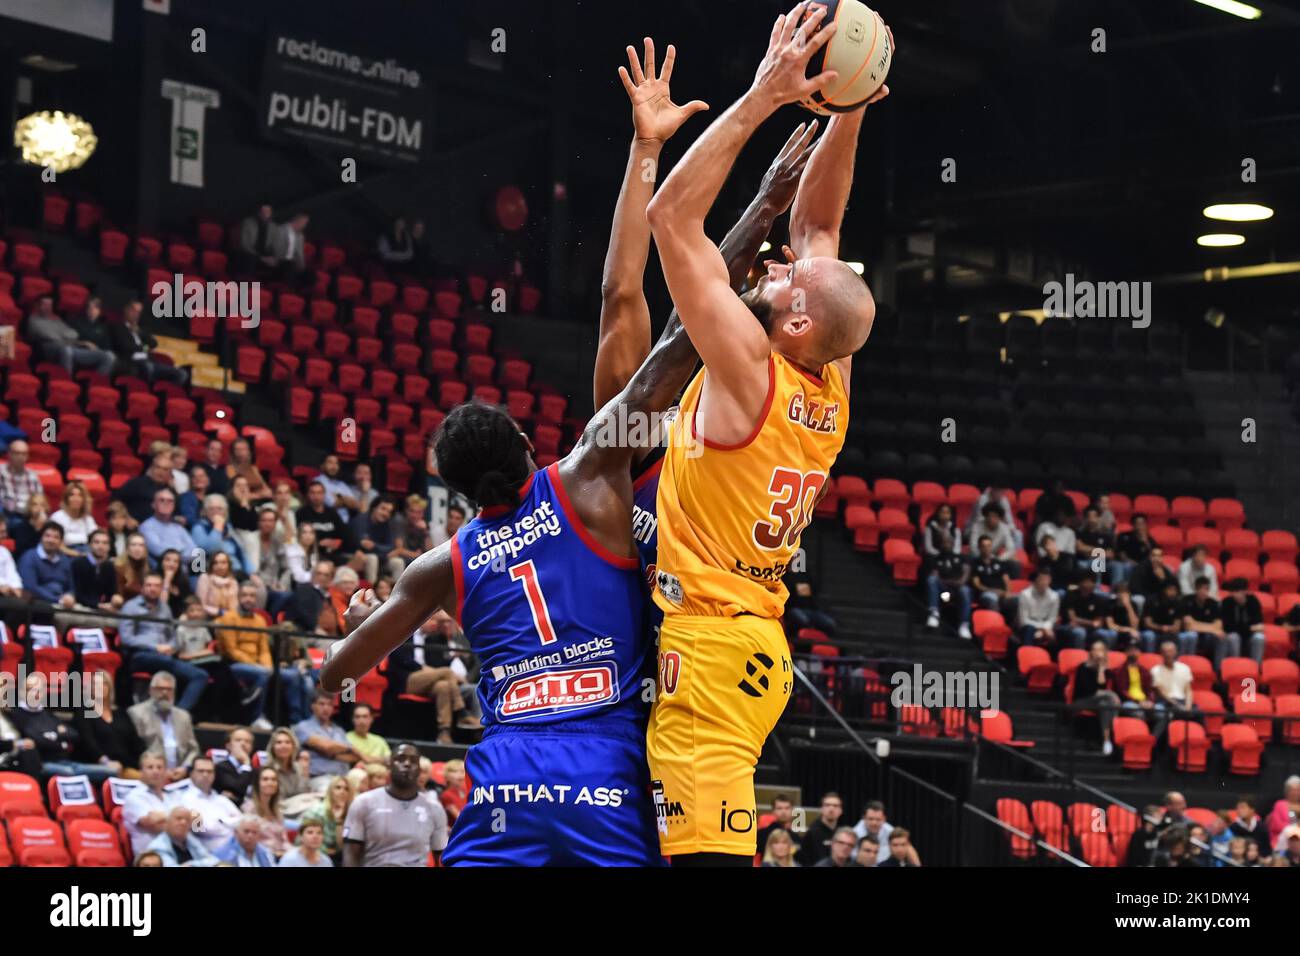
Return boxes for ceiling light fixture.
[13,110,97,173]
[1203,203,1274,221]
[1197,233,1246,247]
[1190,0,1262,20]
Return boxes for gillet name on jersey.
[466,500,561,570]
[786,393,840,434]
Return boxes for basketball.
[800,0,892,115]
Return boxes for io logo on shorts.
[497,664,618,721]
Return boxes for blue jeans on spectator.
[927,575,972,624]
[978,590,1002,610]
[42,342,115,376]
[129,651,207,711]
[1057,625,1118,649]
[229,663,310,723]
[43,760,115,784]
[1120,700,1169,738]
[1137,629,1158,653]
[1019,624,1056,648]
[1176,631,1199,656]
[786,606,838,636]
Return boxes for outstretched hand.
[751,2,838,108]
[758,121,820,214]
[618,37,709,145]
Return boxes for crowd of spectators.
[1124,787,1300,867]
[756,792,922,868]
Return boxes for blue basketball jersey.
[451,462,651,730]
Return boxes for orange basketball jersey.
[653,352,848,619]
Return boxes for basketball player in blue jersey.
[593,40,821,611]
[321,42,815,867]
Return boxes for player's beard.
[742,287,775,334]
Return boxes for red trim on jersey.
[788,358,825,387]
[546,462,639,570]
[449,535,465,625]
[477,470,538,518]
[691,355,776,451]
[632,455,664,492]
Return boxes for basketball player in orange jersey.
[644,1,891,864]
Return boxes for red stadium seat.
[100,230,129,266]
[1264,562,1299,595]
[1224,529,1260,562]
[1108,805,1139,860]
[981,711,1031,747]
[1220,724,1264,775]
[47,776,104,823]
[1233,694,1274,742]
[1030,801,1067,851]
[1208,498,1246,531]
[1112,717,1155,770]
[994,798,1035,859]
[1275,695,1300,745]
[972,609,1012,658]
[0,772,47,822]
[1262,530,1298,563]
[1170,496,1207,529]
[1193,690,1226,739]
[881,539,920,585]
[1167,721,1209,772]
[1262,659,1300,696]
[66,819,126,867]
[1016,646,1057,694]
[873,478,910,511]
[1079,831,1117,867]
[844,504,878,552]
[1133,495,1170,523]
[427,318,456,349]
[8,816,72,866]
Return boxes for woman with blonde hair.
[241,765,289,858]
[196,550,239,617]
[12,493,51,555]
[113,532,150,601]
[440,758,469,826]
[317,775,354,863]
[106,501,131,556]
[52,480,97,554]
[264,727,310,799]
[761,828,800,867]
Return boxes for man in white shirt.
[850,800,894,864]
[1178,545,1219,598]
[181,755,242,851]
[122,752,178,857]
[342,743,448,866]
[1017,568,1062,649]
[1150,639,1195,716]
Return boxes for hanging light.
[1202,203,1274,222]
[1196,233,1245,247]
[13,110,98,173]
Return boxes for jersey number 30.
[509,560,557,645]
[753,468,826,550]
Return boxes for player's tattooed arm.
[594,38,708,411]
[319,544,455,693]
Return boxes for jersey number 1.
[509,560,557,645]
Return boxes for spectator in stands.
[350,497,404,583]
[193,495,249,575]
[783,569,838,636]
[1075,505,1116,578]
[295,690,361,790]
[8,671,115,781]
[226,439,271,499]
[198,438,229,496]
[111,300,187,385]
[429,500,467,550]
[856,836,880,867]
[1034,504,1077,561]
[11,492,52,557]
[115,452,175,524]
[757,794,799,854]
[270,479,299,542]
[196,550,240,618]
[352,463,378,515]
[119,572,208,712]
[925,529,973,640]
[1220,578,1267,665]
[968,485,1021,549]
[1150,638,1195,720]
[852,800,894,864]
[389,494,432,565]
[215,727,255,803]
[69,296,113,355]
[1111,641,1167,738]
[795,791,845,866]
[1034,478,1077,528]
[1016,567,1061,650]
[147,805,217,867]
[319,774,354,863]
[1178,545,1219,598]
[159,548,195,618]
[1161,791,1189,828]
[1152,825,1195,867]
[0,539,20,599]
[178,468,211,529]
[342,742,448,866]
[227,476,261,562]
[1180,576,1224,661]
[51,481,97,554]
[409,219,433,274]
[180,755,241,852]
[346,703,391,765]
[1125,805,1164,866]
[281,815,334,867]
[28,294,115,375]
[970,534,1012,613]
[238,201,277,272]
[282,523,320,589]
[292,560,338,634]
[878,828,922,867]
[169,445,190,495]
[1185,824,1213,868]
[247,507,288,602]
[1035,534,1076,594]
[1092,494,1117,535]
[1285,597,1300,645]
[1142,579,1186,653]
[0,674,41,777]
[387,611,478,742]
[373,575,394,603]
[269,213,310,281]
[1225,836,1249,866]
[1230,795,1271,858]
[73,672,143,778]
[1060,572,1116,649]
[0,439,42,537]
[1114,513,1154,588]
[105,501,131,556]
[761,828,799,867]
[377,218,414,264]
[316,454,360,521]
[968,503,1019,575]
[1073,638,1122,755]
[814,827,861,867]
[217,581,309,728]
[1267,776,1300,848]
[264,727,311,799]
[1103,581,1149,651]
[242,765,289,858]
[923,503,962,560]
[139,487,197,564]
[128,670,200,779]
[439,758,468,828]
[18,521,76,608]
[214,814,277,867]
[123,752,177,856]
[296,481,351,565]
[1278,825,1300,864]
[111,535,147,604]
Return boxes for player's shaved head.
[742,256,874,368]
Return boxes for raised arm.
[594,39,708,410]
[646,3,836,432]
[318,544,454,693]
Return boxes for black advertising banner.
[258,30,431,165]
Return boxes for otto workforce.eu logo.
[49,887,152,936]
